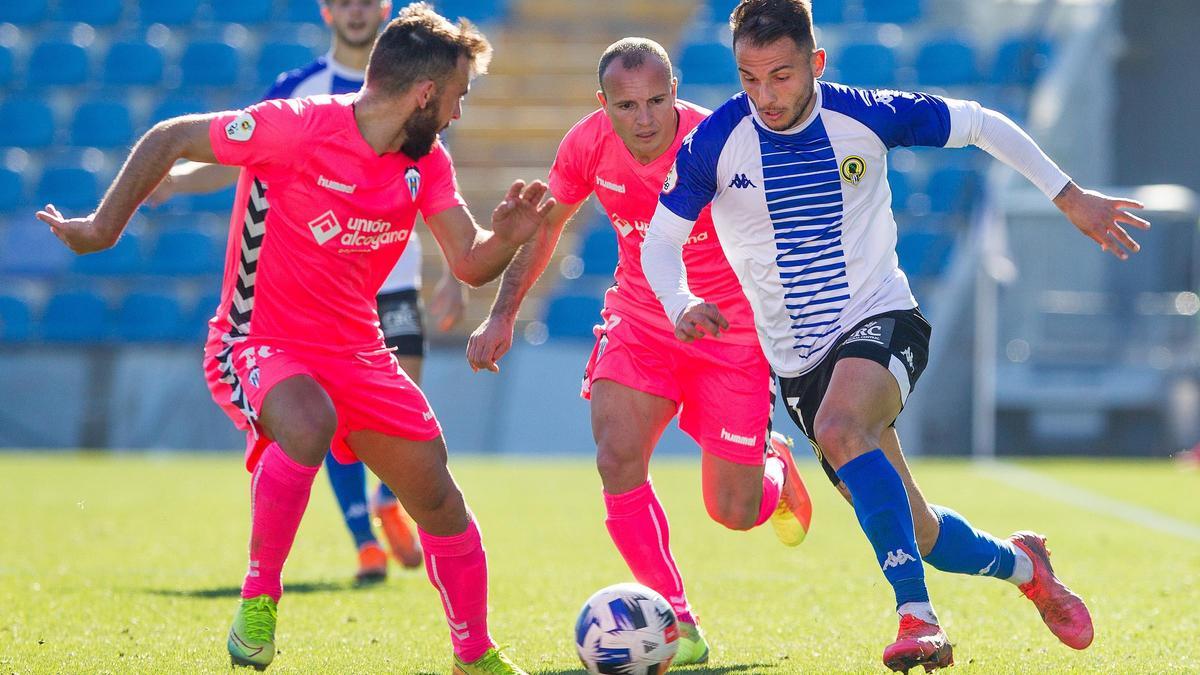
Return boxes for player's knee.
[594,440,647,490]
[703,490,758,531]
[812,413,870,468]
[278,406,337,465]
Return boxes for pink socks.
[241,442,320,601]
[754,454,786,527]
[603,481,695,624]
[420,519,494,663]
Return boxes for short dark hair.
[365,2,492,94]
[597,37,673,93]
[730,0,815,53]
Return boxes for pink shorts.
[581,310,773,465]
[204,338,441,472]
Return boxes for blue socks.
[836,449,928,607]
[323,452,376,549]
[375,480,396,503]
[923,505,1017,579]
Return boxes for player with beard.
[39,5,546,672]
[149,0,457,583]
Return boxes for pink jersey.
[207,94,465,353]
[548,101,757,345]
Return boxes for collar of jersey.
[747,82,823,139]
[323,49,366,82]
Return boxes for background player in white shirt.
[642,1,1150,671]
[148,0,464,583]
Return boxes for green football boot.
[674,621,710,665]
[228,595,277,670]
[452,646,528,674]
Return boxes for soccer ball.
[574,582,679,675]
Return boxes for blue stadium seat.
[578,226,618,278]
[180,42,240,88]
[188,186,238,213]
[112,291,186,342]
[150,95,210,125]
[812,0,847,24]
[285,0,324,23]
[258,42,318,86]
[0,169,22,212]
[0,0,47,25]
[992,36,1053,87]
[837,43,896,88]
[0,295,33,342]
[0,98,55,148]
[862,0,921,24]
[36,166,98,212]
[925,166,980,214]
[139,0,199,25]
[679,42,738,86]
[57,0,123,25]
[0,45,13,87]
[27,40,90,87]
[887,169,911,213]
[916,38,978,87]
[41,289,108,342]
[544,294,603,340]
[214,0,274,24]
[190,290,223,339]
[0,223,72,275]
[896,229,954,278]
[104,42,164,87]
[436,0,508,23]
[71,232,143,276]
[71,100,135,149]
[147,229,220,276]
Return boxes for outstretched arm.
[465,197,585,372]
[146,161,241,206]
[951,102,1150,259]
[424,180,556,288]
[37,115,220,254]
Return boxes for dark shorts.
[377,288,425,358]
[777,307,931,486]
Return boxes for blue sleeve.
[658,95,747,221]
[261,74,299,102]
[819,81,953,148]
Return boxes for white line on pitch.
[975,460,1200,543]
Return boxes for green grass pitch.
[1,453,1197,673]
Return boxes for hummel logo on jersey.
[317,175,356,194]
[882,548,918,570]
[728,173,757,189]
[308,210,343,245]
[901,346,915,370]
[595,175,626,194]
[720,428,758,447]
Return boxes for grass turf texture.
[1,454,1197,673]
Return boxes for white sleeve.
[943,98,1071,200]
[641,202,703,326]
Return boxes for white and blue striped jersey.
[647,81,1068,378]
[266,52,423,293]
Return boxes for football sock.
[836,449,929,608]
[923,505,1025,583]
[753,453,786,527]
[603,481,696,625]
[419,519,494,663]
[375,479,397,504]
[242,442,319,602]
[323,452,376,549]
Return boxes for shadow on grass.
[537,665,778,675]
[144,579,387,598]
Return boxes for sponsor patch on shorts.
[842,317,895,348]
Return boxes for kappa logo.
[728,173,757,189]
[595,175,626,194]
[404,165,421,200]
[870,89,917,113]
[882,548,918,570]
[901,346,915,370]
[307,210,343,245]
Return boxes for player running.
[39,5,548,673]
[149,0,445,583]
[642,1,1149,671]
[466,37,813,665]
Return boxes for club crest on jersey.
[224,112,256,142]
[404,166,421,200]
[840,156,866,185]
[663,162,678,194]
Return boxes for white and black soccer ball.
[574,582,679,675]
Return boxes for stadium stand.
[103,42,165,87]
[36,166,100,213]
[71,100,135,149]
[70,232,142,277]
[180,41,241,88]
[544,294,604,340]
[0,170,22,213]
[41,289,108,342]
[57,0,125,26]
[0,45,13,87]
[861,0,922,24]
[27,41,91,88]
[112,290,187,342]
[0,0,47,25]
[916,37,978,87]
[138,0,199,26]
[0,295,32,342]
